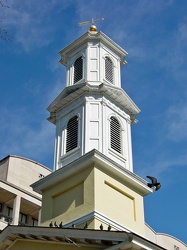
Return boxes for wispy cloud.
[134,98,187,180]
[0,62,66,168]
[165,103,187,142]
[0,106,54,168]
[2,0,72,51]
[137,152,187,183]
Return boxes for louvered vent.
[74,57,83,84]
[105,57,113,84]
[110,117,121,153]
[66,116,78,153]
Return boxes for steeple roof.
[59,31,128,66]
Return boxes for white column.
[37,208,41,226]
[126,119,133,172]
[12,195,21,225]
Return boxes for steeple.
[32,25,151,237]
[47,27,140,172]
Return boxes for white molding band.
[64,210,131,232]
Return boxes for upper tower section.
[59,29,127,88]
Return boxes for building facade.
[0,155,51,230]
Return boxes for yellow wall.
[94,167,145,235]
[41,166,94,226]
[40,164,145,235]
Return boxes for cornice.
[47,82,140,124]
[31,149,151,196]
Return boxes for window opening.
[19,212,27,225]
[110,117,121,153]
[32,218,38,226]
[7,207,13,217]
[0,203,3,212]
[105,57,113,84]
[66,116,78,153]
[74,57,83,84]
[6,207,13,223]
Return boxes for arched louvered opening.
[66,116,78,153]
[110,116,121,154]
[105,57,113,84]
[74,57,83,84]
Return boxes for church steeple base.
[32,150,151,236]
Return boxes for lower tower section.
[32,150,152,236]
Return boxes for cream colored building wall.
[40,167,95,227]
[94,167,145,235]
[0,158,9,180]
[4,156,51,196]
[156,234,187,250]
[145,223,187,249]
[0,156,51,229]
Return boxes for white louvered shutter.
[105,57,113,84]
[66,116,78,153]
[74,57,83,84]
[110,117,121,153]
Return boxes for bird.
[100,224,103,230]
[72,224,76,228]
[146,176,161,191]
[83,223,88,229]
[49,221,53,227]
[108,224,111,231]
[59,221,63,228]
[54,221,58,227]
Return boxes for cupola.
[47,27,140,172]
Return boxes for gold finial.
[79,18,104,32]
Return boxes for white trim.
[64,210,130,232]
[32,149,151,196]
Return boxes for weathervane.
[79,18,104,32]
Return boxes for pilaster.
[12,195,21,225]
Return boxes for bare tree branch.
[0,0,13,42]
[0,0,9,8]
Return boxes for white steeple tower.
[47,25,140,172]
[33,24,151,236]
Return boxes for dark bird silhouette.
[83,223,88,229]
[54,221,58,227]
[108,224,111,231]
[146,176,161,191]
[59,221,63,228]
[100,224,103,230]
[49,221,53,227]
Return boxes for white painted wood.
[59,32,126,88]
[52,31,139,171]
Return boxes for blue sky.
[1,0,187,245]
